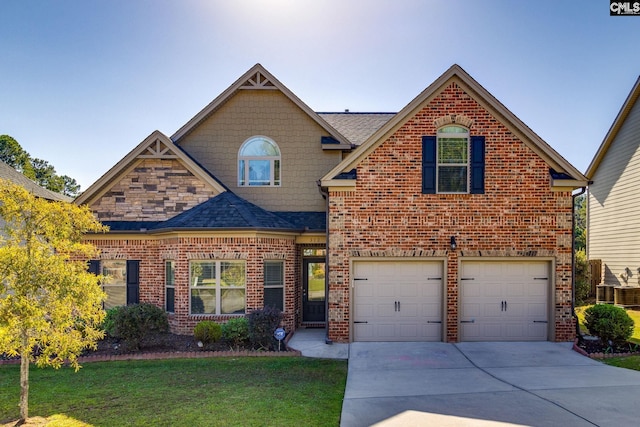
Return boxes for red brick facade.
[326,81,575,342]
[87,235,299,335]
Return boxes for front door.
[303,258,326,322]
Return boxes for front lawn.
[0,357,347,426]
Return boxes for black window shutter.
[88,260,100,275]
[470,136,485,194]
[422,136,437,194]
[126,260,140,305]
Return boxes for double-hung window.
[238,136,281,186]
[190,261,246,315]
[264,261,284,311]
[165,260,175,313]
[422,126,485,194]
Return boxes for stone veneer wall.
[90,158,220,222]
[87,235,298,335]
[327,81,574,343]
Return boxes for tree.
[0,135,30,172]
[0,179,108,423]
[0,135,82,198]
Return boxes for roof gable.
[171,64,349,146]
[75,130,226,206]
[321,64,587,187]
[586,75,640,179]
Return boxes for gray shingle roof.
[0,160,72,202]
[102,192,326,233]
[318,112,395,146]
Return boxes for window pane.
[264,288,284,311]
[438,166,468,192]
[103,285,126,310]
[248,160,271,185]
[165,261,175,286]
[102,260,126,285]
[303,249,326,256]
[191,262,215,287]
[221,289,245,314]
[274,159,280,185]
[166,287,175,313]
[191,289,216,314]
[264,262,283,287]
[241,138,280,156]
[439,126,467,133]
[221,262,246,287]
[238,159,245,185]
[438,138,468,163]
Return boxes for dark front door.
[303,258,326,322]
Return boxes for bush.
[102,307,119,337]
[584,304,634,344]
[247,306,283,350]
[574,249,591,304]
[222,317,249,350]
[193,321,222,344]
[106,303,169,350]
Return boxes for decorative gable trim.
[138,138,180,159]
[171,63,349,146]
[75,130,226,206]
[239,70,277,90]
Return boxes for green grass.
[602,355,640,370]
[0,357,347,426]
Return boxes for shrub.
[247,306,283,351]
[574,249,591,305]
[584,304,634,344]
[102,307,119,337]
[193,321,222,344]
[107,303,169,350]
[222,317,249,350]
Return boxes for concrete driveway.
[341,341,640,427]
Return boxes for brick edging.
[573,338,640,359]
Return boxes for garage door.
[460,261,549,341]
[352,261,443,342]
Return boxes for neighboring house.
[0,160,72,202]
[76,64,587,342]
[586,76,640,305]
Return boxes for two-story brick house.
[76,64,587,342]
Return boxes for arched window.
[436,125,469,193]
[238,136,281,186]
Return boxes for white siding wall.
[588,98,640,286]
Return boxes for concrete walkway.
[287,331,640,426]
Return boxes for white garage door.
[352,261,443,342]
[460,261,549,341]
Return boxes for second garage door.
[352,261,443,342]
[460,261,550,341]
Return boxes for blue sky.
[1,0,639,190]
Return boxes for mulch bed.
[573,335,640,359]
[0,333,299,365]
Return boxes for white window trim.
[436,127,470,194]
[238,135,281,187]
[189,260,246,315]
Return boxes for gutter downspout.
[318,181,333,345]
[572,185,588,338]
